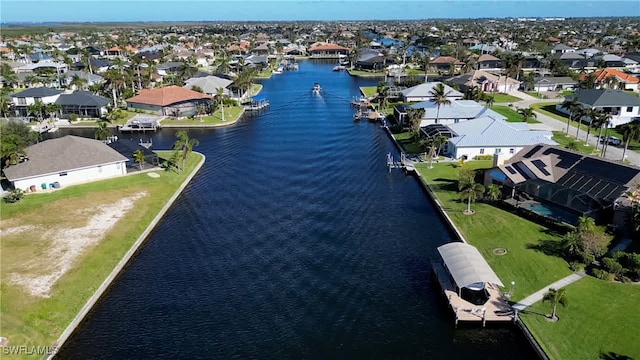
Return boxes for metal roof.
[437,242,504,288]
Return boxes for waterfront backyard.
[0,152,203,359]
[414,160,640,360]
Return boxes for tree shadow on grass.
[519,308,548,318]
[599,352,635,360]
[433,178,458,192]
[525,239,565,258]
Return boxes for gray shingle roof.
[55,91,111,107]
[566,89,640,107]
[10,87,64,98]
[401,82,463,98]
[3,135,128,181]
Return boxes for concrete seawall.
[45,152,206,360]
[382,127,549,360]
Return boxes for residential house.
[447,70,521,93]
[553,52,584,69]
[61,70,105,89]
[71,58,110,73]
[156,62,185,76]
[2,135,128,192]
[550,43,575,55]
[442,117,556,160]
[587,68,639,92]
[530,76,578,92]
[308,43,350,58]
[14,60,67,74]
[125,85,212,116]
[355,52,385,70]
[400,82,463,102]
[10,87,64,116]
[251,44,272,56]
[522,56,542,70]
[410,99,505,127]
[556,89,640,127]
[184,75,233,97]
[429,56,465,72]
[476,54,502,71]
[484,144,640,223]
[55,90,111,118]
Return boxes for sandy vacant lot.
[1,192,147,298]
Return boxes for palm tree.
[0,96,12,118]
[459,182,485,214]
[418,53,430,81]
[565,140,579,151]
[600,113,613,157]
[133,149,145,170]
[485,184,501,202]
[172,131,199,171]
[517,107,537,123]
[94,121,110,140]
[542,288,568,321]
[406,108,425,139]
[484,94,495,108]
[27,100,45,121]
[576,216,596,234]
[432,134,448,157]
[429,83,452,124]
[620,123,640,162]
[582,108,601,145]
[215,87,225,122]
[561,98,581,135]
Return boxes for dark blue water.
[55,61,535,359]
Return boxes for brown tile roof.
[126,86,212,107]
[430,56,464,65]
[477,54,501,62]
[586,68,639,84]
[309,44,350,52]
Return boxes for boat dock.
[244,95,270,111]
[431,260,515,327]
[386,152,415,173]
[118,115,162,133]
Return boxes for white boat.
[272,65,284,74]
[332,65,346,72]
[312,83,321,93]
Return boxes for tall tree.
[133,149,145,170]
[561,98,582,136]
[620,123,640,162]
[94,121,110,140]
[459,182,485,214]
[172,131,199,171]
[429,83,452,124]
[542,288,568,321]
[582,108,600,145]
[406,108,425,139]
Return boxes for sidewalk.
[512,271,587,311]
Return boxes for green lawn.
[161,106,243,126]
[551,131,597,155]
[492,93,522,103]
[521,277,640,360]
[248,83,262,97]
[393,132,423,154]
[360,86,377,98]
[0,152,203,359]
[527,91,547,99]
[415,161,572,300]
[492,105,541,123]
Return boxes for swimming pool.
[522,202,579,225]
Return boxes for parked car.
[600,136,622,146]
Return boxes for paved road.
[500,91,640,167]
[512,271,587,311]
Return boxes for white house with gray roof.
[184,75,233,97]
[444,117,557,160]
[10,87,64,117]
[400,82,463,102]
[3,135,128,192]
[410,100,505,127]
[556,89,640,127]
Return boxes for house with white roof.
[410,100,505,127]
[442,117,557,160]
[400,82,463,102]
[184,75,233,97]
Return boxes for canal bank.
[53,60,535,359]
[383,128,549,360]
[41,153,205,360]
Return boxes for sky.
[1,0,638,23]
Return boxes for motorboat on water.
[332,65,346,72]
[312,83,321,93]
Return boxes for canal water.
[54,61,535,359]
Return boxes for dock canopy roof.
[437,242,504,288]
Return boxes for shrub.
[474,155,494,160]
[578,251,595,265]
[69,113,78,122]
[569,262,585,272]
[602,258,624,278]
[389,125,404,134]
[3,189,25,203]
[592,268,614,281]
